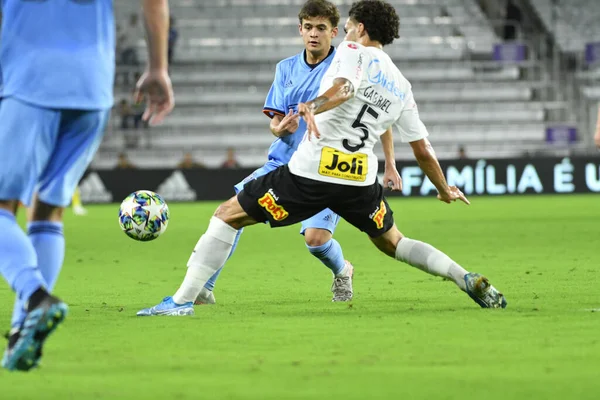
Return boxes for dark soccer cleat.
[2,293,68,371]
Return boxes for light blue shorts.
[235,159,340,234]
[0,97,110,207]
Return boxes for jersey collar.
[302,46,335,71]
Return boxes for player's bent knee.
[370,227,403,257]
[0,200,19,215]
[304,228,333,247]
[213,196,256,230]
[28,196,64,222]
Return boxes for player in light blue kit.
[137,0,402,316]
[0,0,174,371]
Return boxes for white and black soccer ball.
[118,190,170,241]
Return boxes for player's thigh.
[300,208,340,235]
[234,159,282,193]
[332,183,395,238]
[37,108,110,207]
[237,165,326,228]
[0,97,60,206]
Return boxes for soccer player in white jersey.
[138,0,403,316]
[148,0,506,310]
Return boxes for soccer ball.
[118,190,170,241]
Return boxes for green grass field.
[0,194,599,399]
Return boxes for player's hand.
[437,186,470,205]
[298,102,321,140]
[273,109,300,137]
[383,165,402,191]
[134,69,174,126]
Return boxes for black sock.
[27,287,50,312]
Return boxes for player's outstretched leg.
[2,288,68,371]
[138,196,255,317]
[302,209,353,302]
[372,227,507,309]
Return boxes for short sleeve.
[327,41,366,96]
[263,62,287,118]
[393,89,429,143]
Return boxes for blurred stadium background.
[104,0,600,170]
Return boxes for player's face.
[299,17,338,55]
[343,18,361,42]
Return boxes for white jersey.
[288,41,429,186]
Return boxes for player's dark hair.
[298,0,340,29]
[349,0,400,46]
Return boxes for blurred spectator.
[177,152,206,169]
[457,146,468,160]
[168,17,179,64]
[221,147,241,169]
[116,152,136,169]
[503,0,522,41]
[118,14,143,85]
[130,88,148,130]
[118,99,135,129]
[119,14,142,65]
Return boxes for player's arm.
[380,128,402,191]
[141,0,169,71]
[134,0,174,125]
[270,110,300,138]
[298,78,354,138]
[595,105,600,148]
[397,90,468,204]
[299,43,364,138]
[410,139,468,205]
[306,78,354,115]
[263,62,299,138]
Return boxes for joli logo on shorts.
[318,147,367,182]
[258,190,288,221]
[370,200,386,229]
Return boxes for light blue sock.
[0,210,45,329]
[307,238,346,275]
[203,227,243,291]
[11,221,65,328]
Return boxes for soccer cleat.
[194,288,216,305]
[73,205,88,216]
[2,294,68,372]
[136,296,194,316]
[464,273,507,309]
[331,260,354,302]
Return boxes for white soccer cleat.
[73,205,88,216]
[331,260,354,302]
[194,287,216,305]
[464,273,507,309]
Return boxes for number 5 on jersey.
[343,104,380,152]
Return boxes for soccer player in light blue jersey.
[137,0,402,316]
[0,0,174,371]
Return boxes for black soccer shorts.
[237,165,394,238]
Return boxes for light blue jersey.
[234,47,340,235]
[262,47,336,164]
[0,0,114,207]
[0,0,115,109]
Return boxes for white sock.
[395,237,468,291]
[172,217,238,304]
